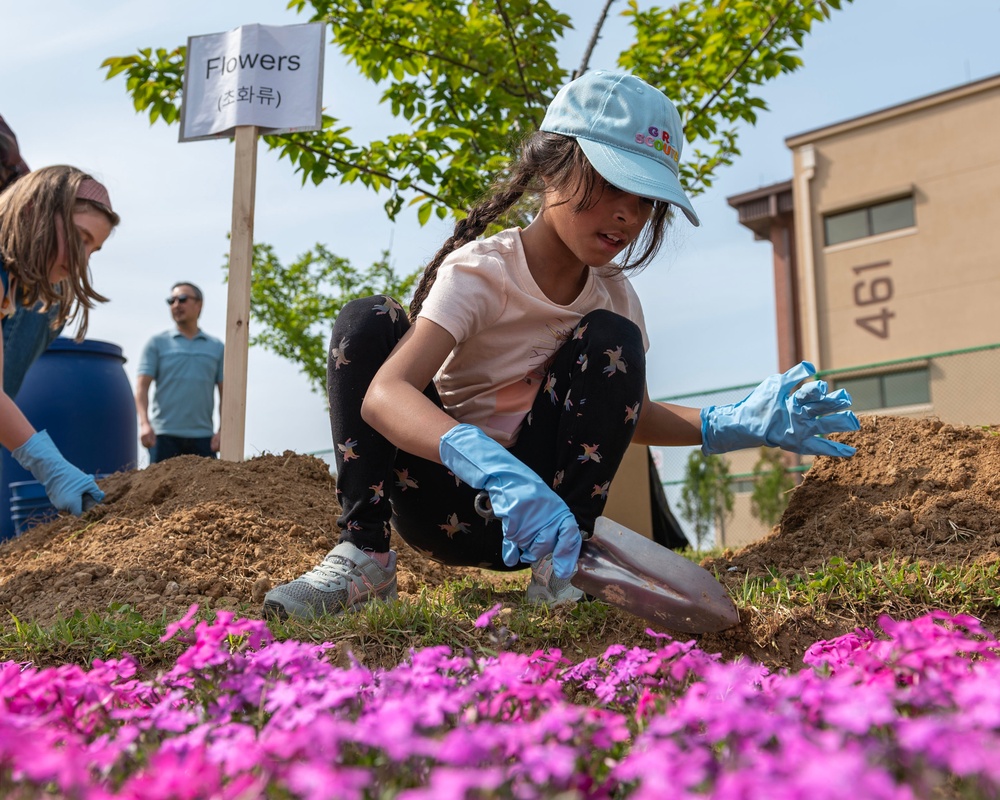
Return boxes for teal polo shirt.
[138,329,224,437]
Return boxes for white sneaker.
[263,542,397,620]
[525,553,584,605]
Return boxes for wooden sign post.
[220,125,258,461]
[178,22,325,460]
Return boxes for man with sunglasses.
[135,282,224,464]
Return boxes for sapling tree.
[750,446,796,527]
[233,243,416,393]
[103,0,851,382]
[679,450,733,551]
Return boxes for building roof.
[726,180,793,240]
[785,72,1000,147]
[727,72,1000,237]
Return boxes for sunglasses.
[166,294,196,306]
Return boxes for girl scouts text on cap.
[205,53,302,79]
[637,127,680,163]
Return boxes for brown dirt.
[0,452,486,627]
[699,414,1000,666]
[1,414,998,670]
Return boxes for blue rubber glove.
[439,423,582,579]
[11,430,105,516]
[701,362,860,458]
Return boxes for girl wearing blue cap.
[265,71,859,620]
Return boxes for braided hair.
[408,132,671,321]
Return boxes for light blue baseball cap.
[540,70,700,226]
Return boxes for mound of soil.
[0,452,487,628]
[700,414,1000,664]
[0,414,997,669]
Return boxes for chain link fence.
[653,343,1000,551]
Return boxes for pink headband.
[76,178,113,212]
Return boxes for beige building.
[719,73,1000,548]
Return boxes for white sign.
[180,22,325,142]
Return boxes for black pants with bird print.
[327,296,646,570]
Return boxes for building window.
[824,196,915,246]
[835,367,930,411]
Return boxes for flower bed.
[0,606,996,799]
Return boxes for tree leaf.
[104,0,853,388]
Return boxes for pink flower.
[161,604,200,642]
[474,603,503,629]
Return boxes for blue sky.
[3,0,1000,462]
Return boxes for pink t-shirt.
[418,228,649,446]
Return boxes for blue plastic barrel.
[1,338,137,540]
[9,480,58,535]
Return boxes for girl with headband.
[0,165,120,516]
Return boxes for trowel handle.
[474,490,495,520]
[474,490,592,541]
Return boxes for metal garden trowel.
[572,516,739,634]
[474,492,739,634]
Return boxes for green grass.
[266,575,641,671]
[730,555,1000,636]
[0,574,649,673]
[3,557,1000,672]
[0,602,184,669]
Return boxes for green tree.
[750,446,796,527]
[102,0,851,380]
[679,450,733,551]
[235,243,417,394]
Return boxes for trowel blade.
[570,516,739,634]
